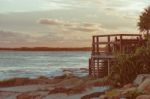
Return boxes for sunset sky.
[0,0,149,47]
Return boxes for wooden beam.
[93,34,141,37]
[89,59,91,76]
[97,59,100,78]
[92,36,95,55]
[120,34,123,53]
[93,42,116,44]
[93,58,96,77]
[108,35,111,53]
[96,36,99,54]
[108,59,110,76]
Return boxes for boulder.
[55,77,83,87]
[17,93,39,99]
[121,87,137,95]
[134,74,150,86]
[81,92,105,99]
[136,95,150,99]
[123,83,134,89]
[99,95,107,99]
[138,78,150,93]
[104,89,122,99]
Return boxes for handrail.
[93,34,141,37]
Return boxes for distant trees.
[138,6,150,38]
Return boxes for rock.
[105,89,122,99]
[123,83,134,89]
[17,93,39,99]
[136,95,150,99]
[134,74,150,86]
[48,84,86,95]
[99,95,108,99]
[48,87,71,94]
[56,78,83,87]
[0,77,55,87]
[0,78,30,87]
[17,91,47,99]
[121,87,137,95]
[81,92,105,99]
[138,79,150,93]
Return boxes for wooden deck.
[89,34,146,78]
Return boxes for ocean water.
[0,51,90,80]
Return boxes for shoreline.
[0,72,149,99]
[0,47,91,52]
[0,73,110,99]
[0,67,89,81]
[0,50,91,52]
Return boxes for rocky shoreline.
[0,74,109,99]
[99,74,150,99]
[0,74,149,99]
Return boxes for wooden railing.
[92,34,142,55]
[89,33,145,78]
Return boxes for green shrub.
[109,41,150,86]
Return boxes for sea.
[0,51,90,80]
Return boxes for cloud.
[81,0,149,19]
[69,27,98,32]
[38,19,65,26]
[0,30,31,42]
[0,0,73,13]
[69,23,102,32]
[0,30,35,47]
[0,29,91,47]
[79,0,102,4]
[38,18,103,32]
[38,16,136,32]
[38,18,78,27]
[0,30,62,47]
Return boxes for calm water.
[0,51,90,80]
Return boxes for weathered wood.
[89,33,146,78]
[120,34,123,53]
[89,59,91,75]
[108,35,111,53]
[96,36,99,54]
[108,59,110,76]
[92,36,95,54]
[93,58,96,77]
[93,34,141,37]
[93,42,115,44]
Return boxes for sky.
[0,0,149,47]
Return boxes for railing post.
[93,58,96,77]
[108,35,111,53]
[114,37,118,53]
[96,36,99,54]
[89,58,91,76]
[108,59,110,76]
[92,36,95,55]
[120,34,123,53]
[97,58,100,78]
[139,35,142,46]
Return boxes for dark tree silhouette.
[138,6,150,38]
